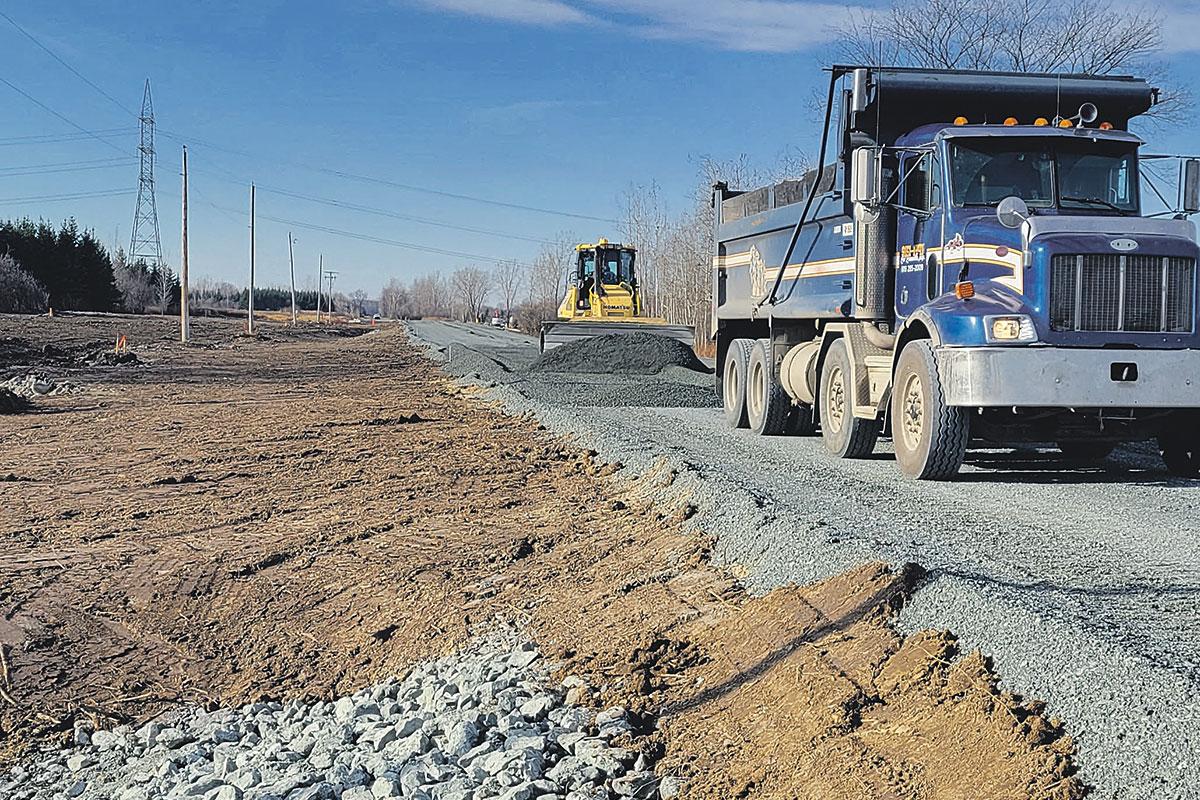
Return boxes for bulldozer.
[539,239,694,351]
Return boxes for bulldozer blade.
[540,321,696,352]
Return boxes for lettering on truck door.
[894,151,945,319]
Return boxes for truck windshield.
[949,137,1137,212]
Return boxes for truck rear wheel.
[820,338,878,458]
[722,338,754,429]
[1160,437,1200,478]
[746,339,791,436]
[891,340,968,480]
[788,404,818,436]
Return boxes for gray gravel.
[2,631,662,800]
[407,319,1200,800]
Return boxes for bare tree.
[379,278,409,319]
[409,273,450,318]
[112,249,156,314]
[493,260,523,320]
[451,266,491,322]
[835,0,1181,113]
[621,182,669,317]
[516,233,576,333]
[152,265,176,314]
[0,253,49,313]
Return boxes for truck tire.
[1159,437,1200,478]
[1058,441,1115,462]
[788,404,818,436]
[891,340,968,480]
[746,339,791,436]
[722,338,754,429]
[819,338,878,458]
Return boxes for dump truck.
[540,239,694,351]
[714,65,1200,479]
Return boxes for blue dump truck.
[714,66,1200,479]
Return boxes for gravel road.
[409,319,1200,800]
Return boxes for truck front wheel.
[891,340,969,480]
[819,339,878,458]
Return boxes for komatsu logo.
[748,245,767,298]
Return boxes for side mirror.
[851,147,881,207]
[1183,159,1200,214]
[997,196,1029,229]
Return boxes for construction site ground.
[0,312,1083,798]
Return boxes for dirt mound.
[82,349,139,367]
[0,389,30,414]
[529,332,707,375]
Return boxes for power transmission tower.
[130,79,163,268]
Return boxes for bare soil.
[0,313,1082,797]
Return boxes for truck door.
[894,152,944,319]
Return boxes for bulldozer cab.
[562,240,640,319]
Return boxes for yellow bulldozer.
[539,239,694,351]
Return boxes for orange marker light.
[1099,121,1114,130]
[954,116,968,126]
[1004,117,1019,126]
[955,281,976,300]
[1059,119,1074,128]
[1034,117,1049,126]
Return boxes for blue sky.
[2,0,1200,294]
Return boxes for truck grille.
[1049,254,1196,333]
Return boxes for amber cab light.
[955,281,976,300]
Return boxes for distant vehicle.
[539,239,693,351]
[490,316,505,328]
[715,65,1200,479]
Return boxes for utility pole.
[287,232,297,326]
[316,254,324,324]
[248,183,256,335]
[180,146,190,343]
[324,270,338,320]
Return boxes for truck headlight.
[985,315,1037,343]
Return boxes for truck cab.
[713,66,1200,479]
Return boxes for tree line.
[0,219,120,313]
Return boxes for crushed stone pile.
[528,333,707,376]
[2,633,666,800]
[1,372,82,399]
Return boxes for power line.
[158,129,619,225]
[0,128,136,146]
[0,76,130,156]
[0,9,140,118]
[224,180,559,245]
[0,188,135,205]
[161,187,535,266]
[0,158,135,178]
